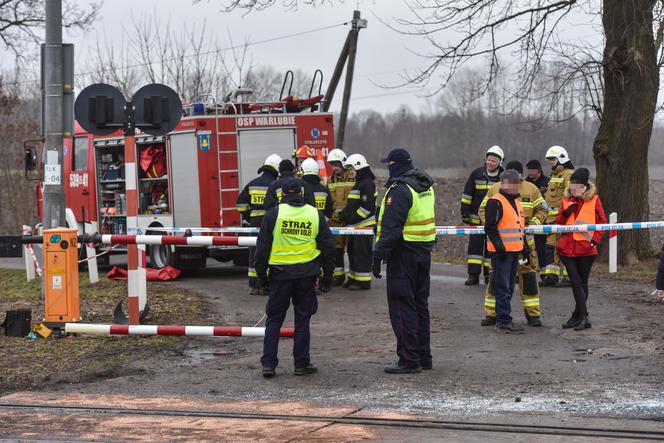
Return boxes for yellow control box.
[43,228,81,326]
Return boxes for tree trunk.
[593,0,658,265]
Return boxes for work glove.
[319,274,333,293]
[257,273,269,289]
[372,256,383,279]
[561,203,578,218]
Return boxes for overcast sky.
[47,0,441,114]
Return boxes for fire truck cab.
[61,93,335,269]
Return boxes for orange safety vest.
[487,193,525,253]
[561,195,598,242]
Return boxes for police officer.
[300,158,333,218]
[541,146,575,287]
[484,169,527,334]
[326,148,356,286]
[340,154,376,290]
[254,177,336,378]
[264,159,315,210]
[236,154,282,294]
[373,148,436,374]
[479,161,547,327]
[461,146,504,285]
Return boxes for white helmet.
[327,148,347,164]
[300,157,319,176]
[263,154,282,172]
[345,153,370,170]
[545,145,570,164]
[486,145,505,165]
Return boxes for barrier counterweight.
[65,323,294,337]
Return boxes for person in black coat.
[656,243,664,300]
[264,159,315,210]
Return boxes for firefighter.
[236,154,282,295]
[541,145,575,287]
[293,145,314,178]
[461,145,505,285]
[264,159,315,210]
[300,158,333,218]
[484,169,527,334]
[526,159,550,276]
[254,177,336,377]
[479,161,547,327]
[327,148,356,286]
[340,153,376,290]
[373,148,436,373]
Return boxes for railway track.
[1,403,664,440]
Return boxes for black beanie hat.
[505,161,523,175]
[526,159,542,171]
[279,159,295,174]
[570,167,590,186]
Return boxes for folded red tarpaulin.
[107,265,182,281]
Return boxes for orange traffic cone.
[316,149,329,185]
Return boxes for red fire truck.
[54,94,335,269]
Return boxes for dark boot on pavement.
[249,287,261,296]
[464,274,480,286]
[294,364,318,376]
[481,316,496,326]
[495,322,526,334]
[349,282,371,291]
[384,363,422,374]
[561,313,580,329]
[262,367,276,378]
[527,316,543,327]
[574,316,591,331]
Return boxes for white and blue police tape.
[129,221,664,236]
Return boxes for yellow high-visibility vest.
[268,203,321,265]
[377,183,436,243]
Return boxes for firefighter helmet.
[301,158,319,176]
[345,153,370,170]
[486,145,505,164]
[259,154,282,173]
[327,148,347,164]
[545,145,570,164]
[294,144,314,159]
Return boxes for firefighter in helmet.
[479,161,547,327]
[339,154,376,290]
[236,154,281,295]
[326,148,356,286]
[541,145,574,287]
[300,158,333,218]
[293,145,315,178]
[264,159,315,211]
[461,146,504,285]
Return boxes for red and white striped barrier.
[65,323,294,337]
[99,234,257,247]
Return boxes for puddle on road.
[183,347,234,365]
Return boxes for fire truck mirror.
[132,83,182,136]
[75,83,126,136]
[24,146,37,171]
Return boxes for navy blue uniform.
[254,194,335,370]
[657,243,664,291]
[374,169,435,369]
[263,172,316,211]
[302,175,334,219]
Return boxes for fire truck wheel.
[149,244,172,269]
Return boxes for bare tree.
[0,0,100,56]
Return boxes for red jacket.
[556,182,606,257]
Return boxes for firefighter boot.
[465,274,480,286]
[481,316,496,326]
[526,315,543,327]
[249,287,261,296]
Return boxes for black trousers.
[467,234,490,277]
[347,235,373,284]
[560,255,595,317]
[534,235,547,275]
[247,246,258,288]
[386,247,432,368]
[261,276,318,369]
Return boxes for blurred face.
[501,180,520,195]
[485,155,500,172]
[527,168,540,180]
[330,161,344,175]
[569,183,586,197]
[547,157,558,168]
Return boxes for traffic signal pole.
[43,0,66,229]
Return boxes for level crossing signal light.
[74,83,182,136]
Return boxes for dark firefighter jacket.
[302,174,333,219]
[236,169,278,227]
[460,166,503,225]
[263,171,316,210]
[340,168,376,227]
